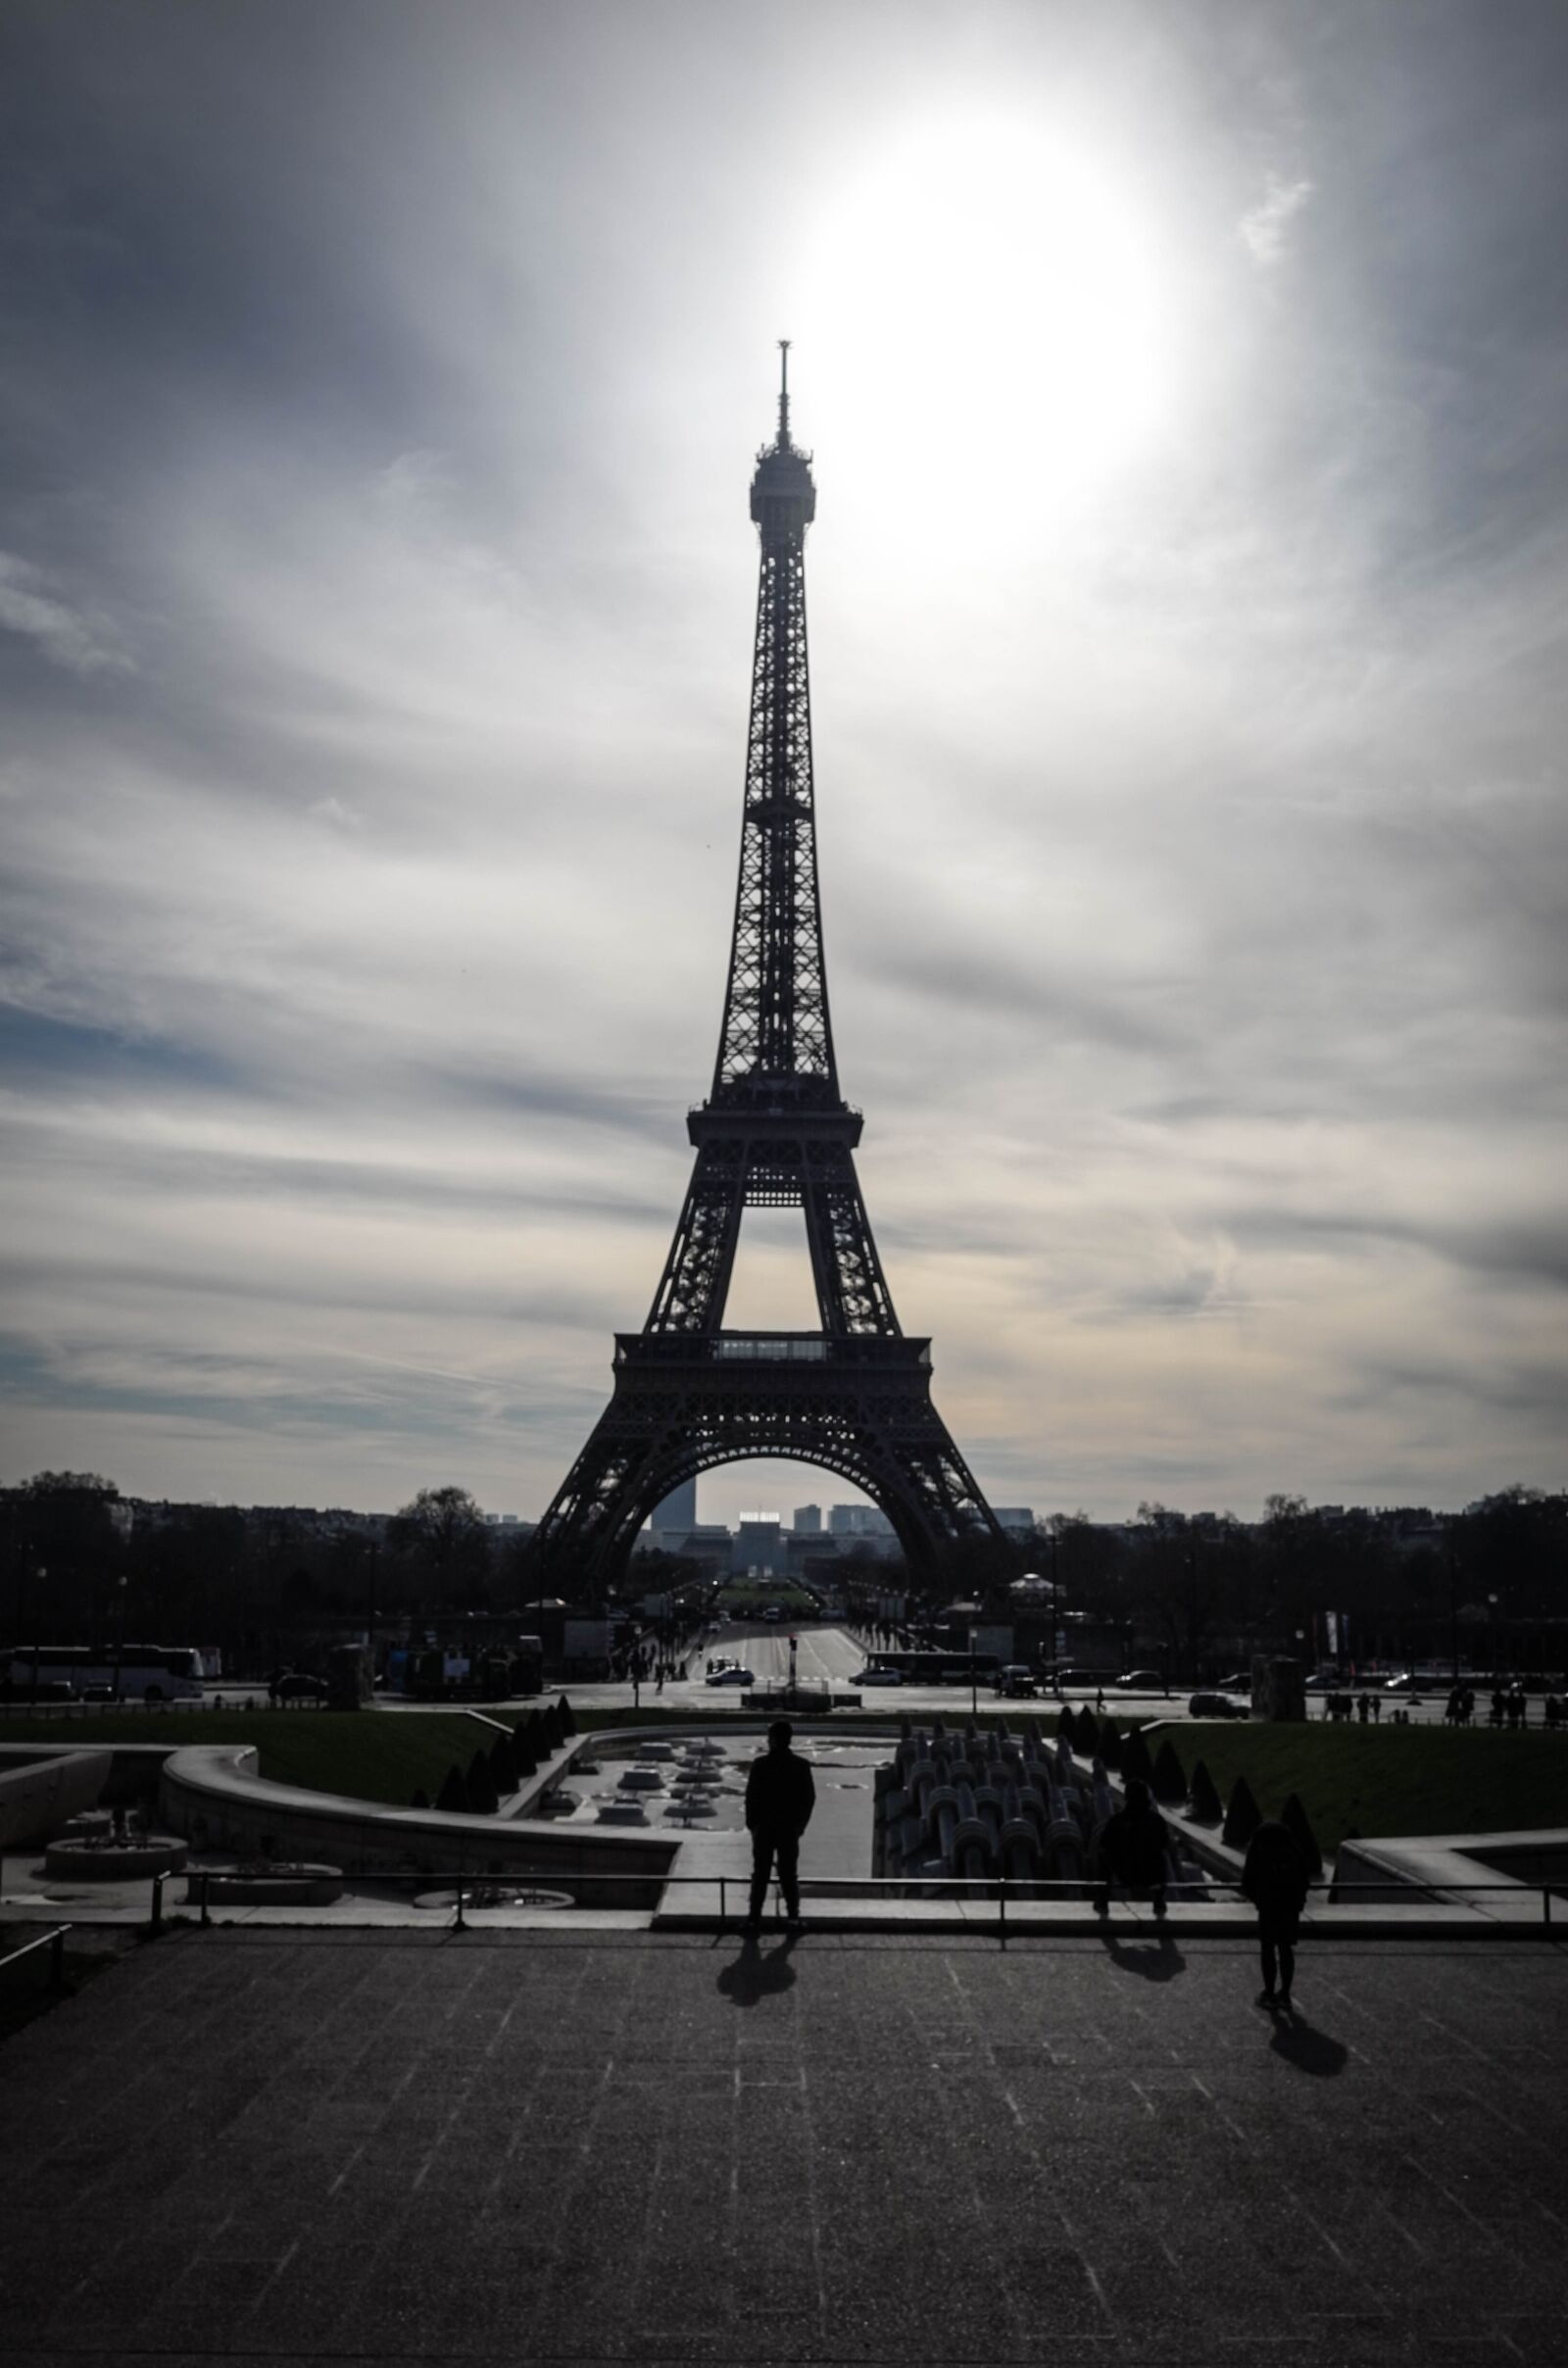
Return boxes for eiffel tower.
[529,347,1004,1591]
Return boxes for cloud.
[1239,173,1314,267]
[0,553,134,676]
[1,2,1565,1523]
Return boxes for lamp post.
[112,1574,127,1701]
[31,1565,45,1702]
[969,1626,978,1721]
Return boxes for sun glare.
[797,114,1177,546]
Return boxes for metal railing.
[0,1922,74,1991]
[4,1860,1558,1943]
[172,1865,1566,1939]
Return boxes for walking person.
[1094,1776,1169,1919]
[745,1719,815,1930]
[1241,1816,1311,2013]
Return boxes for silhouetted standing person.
[1242,1817,1311,2012]
[745,1719,815,1929]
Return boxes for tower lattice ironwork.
[529,348,1004,1588]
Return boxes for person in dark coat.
[1095,1776,1169,1918]
[1241,1817,1311,2011]
[745,1719,815,1927]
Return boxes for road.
[436,1622,1477,1726]
[0,1631,1502,1728]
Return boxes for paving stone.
[1,1930,1566,2362]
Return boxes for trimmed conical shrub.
[1151,1738,1187,1804]
[1281,1791,1323,1878]
[1119,1724,1154,1787]
[1187,1759,1222,1823]
[436,1763,469,1814]
[557,1693,576,1738]
[489,1737,519,1793]
[1099,1721,1123,1770]
[1055,1705,1076,1742]
[466,1750,499,1815]
[540,1701,563,1751]
[1074,1707,1101,1754]
[1222,1772,1262,1850]
[409,1787,431,1810]
[512,1719,538,1775]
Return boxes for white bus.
[4,1643,206,1704]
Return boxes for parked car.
[994,1665,1038,1698]
[274,1671,328,1702]
[1114,1669,1165,1690]
[1214,1672,1252,1693]
[1189,1690,1248,1718]
[81,1682,122,1703]
[1382,1673,1425,1694]
[706,1665,755,1687]
[855,1666,904,1686]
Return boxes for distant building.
[829,1504,892,1537]
[993,1506,1036,1537]
[650,1476,698,1530]
[793,1504,822,1535]
[735,1514,783,1576]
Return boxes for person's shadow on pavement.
[1101,1931,1185,1981]
[717,1933,799,2008]
[1268,2008,1348,2077]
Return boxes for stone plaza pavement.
[1,1928,1565,2366]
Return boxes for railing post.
[999,1875,1006,1949]
[200,1869,211,1929]
[150,1870,164,1934]
[454,1878,466,1933]
[1545,1886,1552,1933]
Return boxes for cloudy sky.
[2,1,1565,1527]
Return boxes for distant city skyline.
[3,4,1565,1524]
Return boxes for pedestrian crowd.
[1442,1681,1562,1728]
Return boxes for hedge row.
[1054,1707,1324,1874]
[413,1695,575,1817]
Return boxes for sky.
[2,0,1565,1529]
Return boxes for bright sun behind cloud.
[796,111,1181,551]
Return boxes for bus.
[3,1644,205,1704]
[859,1648,1004,1687]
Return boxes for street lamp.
[969,1626,978,1720]
[112,1575,127,1701]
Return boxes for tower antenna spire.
[777,336,792,447]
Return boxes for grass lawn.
[1142,1719,1568,1854]
[716,1582,817,1610]
[0,1710,503,1805]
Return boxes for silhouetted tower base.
[529,350,1004,1592]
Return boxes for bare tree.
[387,1486,490,1623]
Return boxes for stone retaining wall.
[159,1743,677,1905]
[0,1748,114,1850]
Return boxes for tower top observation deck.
[752,337,815,528]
